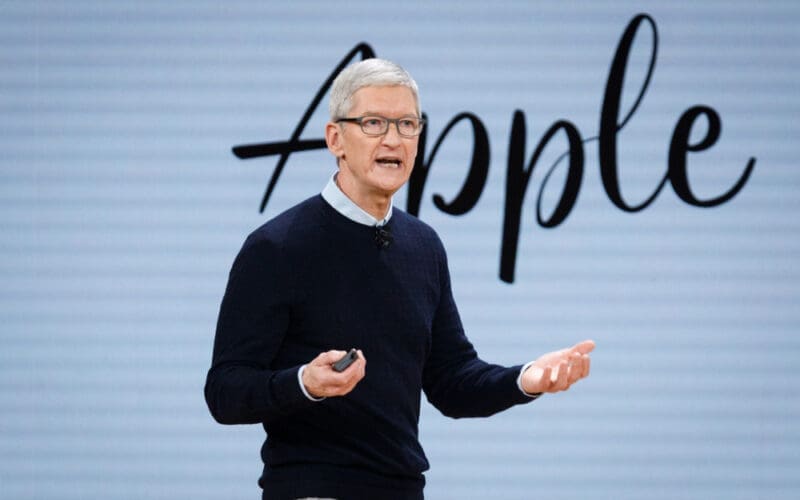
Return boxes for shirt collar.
[321,173,393,227]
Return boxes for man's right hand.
[301,350,366,398]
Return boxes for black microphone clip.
[374,226,392,249]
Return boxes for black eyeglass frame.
[335,115,426,137]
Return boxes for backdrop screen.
[2,1,799,499]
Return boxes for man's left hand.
[521,340,595,394]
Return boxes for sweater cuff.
[268,365,321,414]
[297,364,326,402]
[517,361,542,399]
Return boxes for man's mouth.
[376,158,402,169]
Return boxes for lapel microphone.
[374,226,393,249]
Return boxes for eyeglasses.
[335,115,425,137]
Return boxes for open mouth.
[376,158,402,169]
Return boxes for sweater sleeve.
[204,233,314,425]
[421,237,534,418]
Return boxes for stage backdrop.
[2,1,799,499]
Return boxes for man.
[205,58,594,500]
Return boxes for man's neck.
[335,175,392,221]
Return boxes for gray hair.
[328,58,421,120]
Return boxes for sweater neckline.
[318,195,393,233]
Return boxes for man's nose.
[381,123,403,146]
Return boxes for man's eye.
[399,119,416,128]
[364,118,384,127]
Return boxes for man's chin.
[369,171,409,192]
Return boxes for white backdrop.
[2,1,799,499]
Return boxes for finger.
[568,353,583,384]
[355,364,366,386]
[541,365,553,389]
[554,360,570,391]
[582,354,591,378]
[551,364,564,385]
[348,355,367,380]
[351,351,366,380]
[555,348,572,362]
[572,340,596,355]
[340,361,367,394]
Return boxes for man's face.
[326,85,419,207]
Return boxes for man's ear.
[325,122,344,159]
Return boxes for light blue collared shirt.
[320,172,392,227]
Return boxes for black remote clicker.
[332,348,358,372]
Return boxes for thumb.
[313,350,348,366]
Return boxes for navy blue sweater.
[205,195,534,498]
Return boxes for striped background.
[2,1,799,498]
